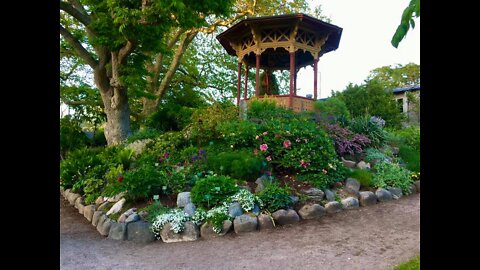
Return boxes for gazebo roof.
[217,13,342,69]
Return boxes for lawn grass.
[393,255,420,270]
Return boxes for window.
[397,98,404,113]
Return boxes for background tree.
[366,63,420,89]
[60,0,235,145]
[391,0,420,48]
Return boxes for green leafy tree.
[367,63,420,89]
[391,0,420,48]
[60,0,235,145]
[335,80,405,128]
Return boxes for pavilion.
[217,13,342,112]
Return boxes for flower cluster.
[228,189,263,211]
[192,149,207,162]
[370,116,386,127]
[159,152,169,162]
[325,124,371,156]
[300,159,310,169]
[151,208,190,238]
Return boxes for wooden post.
[266,69,270,95]
[244,62,248,99]
[294,69,297,95]
[313,58,318,100]
[237,62,242,106]
[256,54,261,97]
[289,52,295,108]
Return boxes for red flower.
[163,152,169,159]
[117,176,124,183]
[283,140,291,148]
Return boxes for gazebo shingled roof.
[216,13,343,112]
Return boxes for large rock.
[290,196,299,205]
[341,197,359,210]
[176,192,192,208]
[342,157,357,168]
[356,161,371,170]
[125,213,140,224]
[64,189,71,198]
[255,176,266,193]
[108,222,127,240]
[301,188,324,197]
[98,218,113,236]
[414,181,420,193]
[228,202,243,218]
[375,188,393,202]
[200,220,232,239]
[233,214,258,234]
[106,192,127,203]
[160,221,199,243]
[386,187,403,199]
[407,184,416,195]
[74,196,84,209]
[97,201,110,212]
[68,193,81,205]
[60,187,65,196]
[83,205,96,222]
[324,189,336,202]
[184,203,196,217]
[252,204,261,216]
[257,214,274,230]
[95,196,104,205]
[325,201,343,214]
[126,139,152,156]
[127,221,156,243]
[92,211,104,227]
[359,191,377,207]
[106,198,126,216]
[298,204,326,220]
[272,209,300,226]
[345,178,360,194]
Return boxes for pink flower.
[260,144,268,151]
[253,149,259,156]
[266,156,272,161]
[283,140,291,148]
[300,160,310,168]
[255,135,260,140]
[163,152,169,159]
[322,169,328,174]
[263,131,268,135]
[296,138,301,143]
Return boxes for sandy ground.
[60,194,420,270]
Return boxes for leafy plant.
[324,123,371,157]
[60,116,89,158]
[347,169,373,188]
[398,145,420,172]
[139,201,170,222]
[207,150,263,181]
[127,128,162,143]
[349,115,387,148]
[217,120,258,148]
[371,161,413,194]
[60,147,108,190]
[151,208,191,238]
[257,183,292,213]
[190,175,239,209]
[314,96,351,123]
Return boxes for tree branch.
[60,25,98,69]
[67,0,88,16]
[118,40,135,64]
[60,1,91,26]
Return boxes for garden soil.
[60,194,420,270]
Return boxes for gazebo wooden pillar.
[216,13,342,113]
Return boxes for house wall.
[393,90,420,123]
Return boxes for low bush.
[371,161,413,194]
[257,183,292,213]
[207,150,263,181]
[399,145,420,173]
[190,175,239,209]
[349,115,387,148]
[347,169,373,188]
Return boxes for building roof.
[392,84,420,94]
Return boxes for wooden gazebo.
[217,13,342,112]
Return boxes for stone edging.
[60,179,420,244]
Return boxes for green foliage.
[60,147,108,190]
[83,178,104,204]
[391,0,420,48]
[337,80,405,128]
[217,120,258,148]
[348,169,373,188]
[367,63,420,89]
[206,150,263,181]
[371,161,413,194]
[127,129,162,143]
[364,148,390,164]
[60,116,89,157]
[396,126,420,151]
[398,145,420,173]
[88,129,107,147]
[150,131,186,156]
[184,102,238,146]
[349,116,388,148]
[247,98,295,120]
[257,182,292,213]
[139,201,170,222]
[314,97,351,123]
[259,71,280,95]
[190,175,239,209]
[393,255,420,270]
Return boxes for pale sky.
[296,0,420,98]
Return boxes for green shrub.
[217,120,258,148]
[314,97,351,123]
[397,126,420,151]
[207,150,263,181]
[139,201,170,222]
[348,169,373,187]
[88,129,107,147]
[371,161,413,194]
[257,183,292,213]
[60,116,89,158]
[127,128,162,143]
[364,147,390,164]
[399,145,420,173]
[190,175,239,209]
[247,98,296,120]
[60,147,107,190]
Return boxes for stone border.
[60,179,419,244]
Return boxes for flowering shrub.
[371,161,413,194]
[217,120,258,148]
[370,116,386,127]
[325,123,371,157]
[227,189,263,212]
[206,150,263,181]
[151,208,191,238]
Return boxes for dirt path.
[60,194,420,270]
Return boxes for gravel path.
[60,194,420,270]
